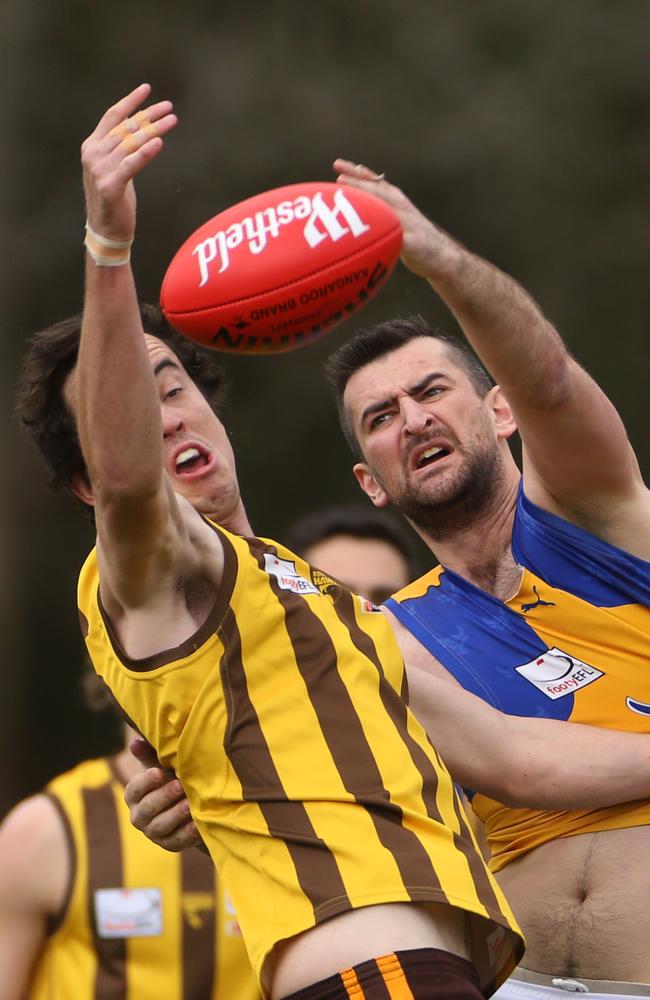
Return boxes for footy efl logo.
[515,647,603,700]
[264,554,320,596]
[193,189,371,286]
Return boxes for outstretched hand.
[81,83,177,243]
[125,738,202,853]
[333,158,458,280]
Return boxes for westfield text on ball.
[160,182,403,354]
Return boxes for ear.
[487,385,517,440]
[352,462,390,508]
[68,470,95,508]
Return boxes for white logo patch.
[264,554,319,595]
[94,887,162,938]
[515,647,603,700]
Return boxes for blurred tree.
[2,0,648,812]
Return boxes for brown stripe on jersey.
[43,792,77,936]
[334,590,450,830]
[247,540,444,902]
[94,522,238,672]
[400,666,409,704]
[217,546,350,920]
[449,791,512,929]
[180,850,217,1000]
[83,784,127,1000]
[79,608,89,637]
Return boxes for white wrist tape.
[84,221,133,267]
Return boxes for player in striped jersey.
[0,694,259,999]
[16,85,650,999]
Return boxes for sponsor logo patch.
[264,554,319,595]
[515,647,603,699]
[94,887,162,938]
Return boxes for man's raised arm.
[334,160,649,552]
[74,85,180,607]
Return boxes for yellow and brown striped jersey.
[78,525,524,996]
[28,757,259,1000]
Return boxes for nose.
[400,396,433,435]
[162,405,184,438]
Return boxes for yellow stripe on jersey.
[78,525,523,995]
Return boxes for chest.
[394,569,650,728]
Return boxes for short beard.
[388,444,505,542]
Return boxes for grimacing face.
[64,335,243,523]
[343,338,512,534]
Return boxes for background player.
[0,660,259,1000]
[324,163,650,993]
[284,503,419,604]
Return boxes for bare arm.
[334,161,649,552]
[0,797,70,999]
[406,658,650,810]
[76,84,186,612]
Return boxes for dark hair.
[16,302,228,493]
[285,503,421,580]
[324,315,493,458]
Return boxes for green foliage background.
[1,0,648,811]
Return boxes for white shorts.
[493,969,650,1000]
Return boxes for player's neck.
[207,499,254,536]
[416,473,521,598]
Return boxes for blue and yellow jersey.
[386,486,650,871]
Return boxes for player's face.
[344,338,509,531]
[303,534,411,605]
[145,336,243,520]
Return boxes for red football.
[160,181,403,354]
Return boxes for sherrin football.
[160,181,403,354]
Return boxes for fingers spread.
[97,83,153,138]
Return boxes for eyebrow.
[360,371,449,428]
[153,358,182,378]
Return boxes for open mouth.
[415,445,450,470]
[174,446,210,477]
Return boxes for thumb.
[129,737,162,770]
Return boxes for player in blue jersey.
[323,161,650,996]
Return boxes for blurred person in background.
[284,503,419,605]
[0,659,260,1000]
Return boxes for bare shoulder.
[381,605,462,684]
[0,795,70,913]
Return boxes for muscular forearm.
[408,663,650,811]
[419,231,571,410]
[77,260,164,501]
[508,716,650,811]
